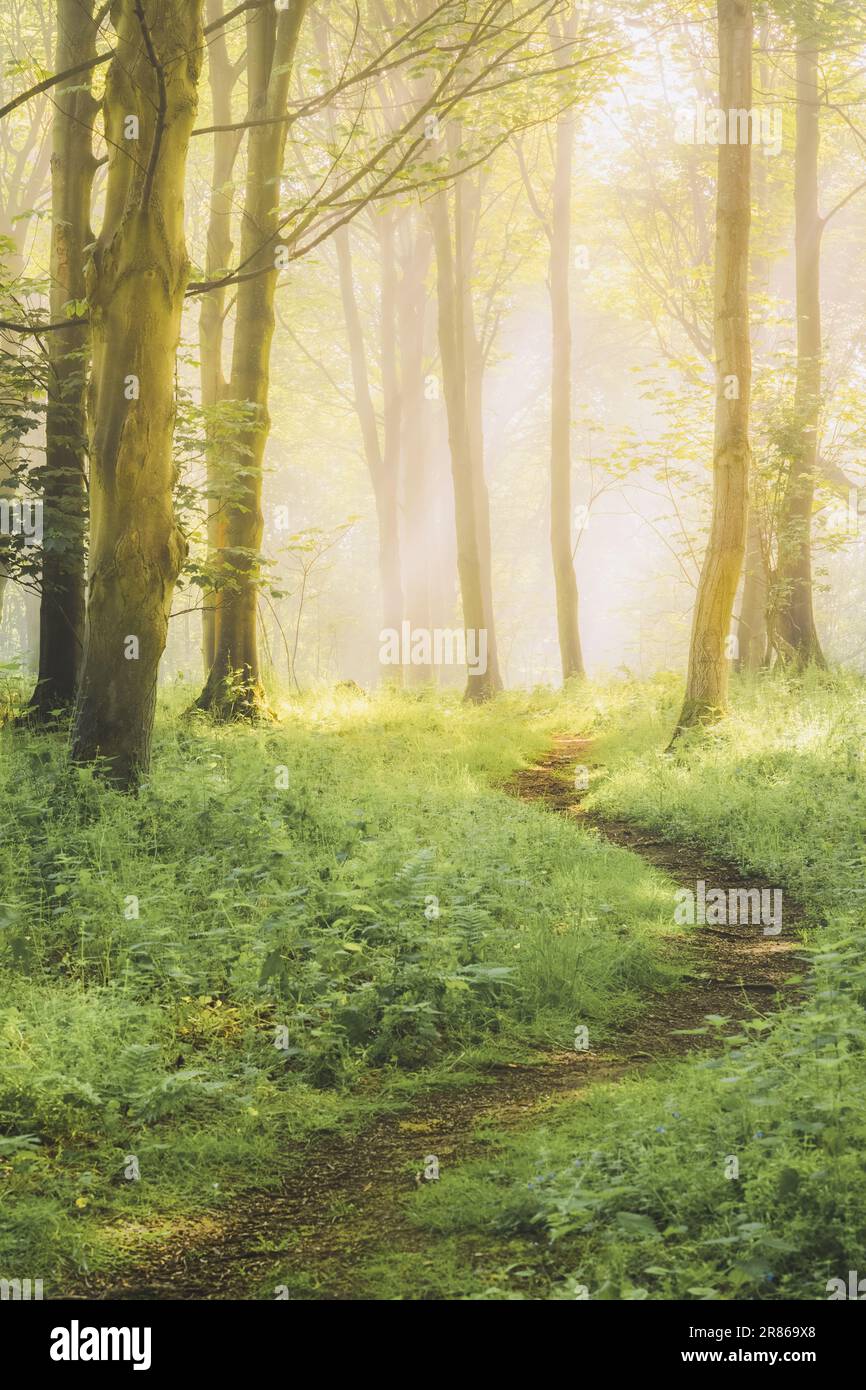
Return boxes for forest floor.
[67,734,802,1301]
[6,674,861,1301]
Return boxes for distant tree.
[198,0,246,677]
[773,0,825,667]
[197,1,309,719]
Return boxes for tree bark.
[199,0,244,675]
[673,0,753,735]
[27,0,98,720]
[774,10,825,669]
[197,0,309,718]
[71,0,205,784]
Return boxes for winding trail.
[70,736,803,1301]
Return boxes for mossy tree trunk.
[197,0,308,719]
[71,0,205,785]
[28,0,98,720]
[673,0,753,735]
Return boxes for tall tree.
[71,0,206,784]
[397,210,435,684]
[673,0,753,734]
[736,510,769,669]
[311,16,404,676]
[199,0,245,675]
[329,215,405,674]
[430,174,502,702]
[197,0,309,718]
[735,10,772,674]
[377,204,405,664]
[0,5,52,626]
[543,7,585,682]
[774,0,825,668]
[455,162,503,695]
[27,0,98,720]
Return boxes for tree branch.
[0,51,113,123]
[133,0,168,208]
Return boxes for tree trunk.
[549,98,584,682]
[673,0,752,735]
[735,14,771,674]
[27,0,97,720]
[200,0,243,675]
[197,1,308,718]
[331,217,403,677]
[430,186,499,702]
[398,217,435,684]
[377,208,405,679]
[0,70,52,630]
[456,172,503,694]
[71,0,205,785]
[774,11,825,669]
[736,508,768,670]
[312,17,403,683]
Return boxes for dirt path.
[511,737,803,1017]
[69,736,804,1301]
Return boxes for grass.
[588,667,866,915]
[392,670,866,1301]
[0,682,683,1288]
[6,670,862,1300]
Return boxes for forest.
[0,0,864,1315]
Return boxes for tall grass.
[0,684,680,1283]
[406,671,866,1300]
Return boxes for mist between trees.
[0,0,862,781]
[4,1,866,1316]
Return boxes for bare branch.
[0,51,113,123]
[133,0,168,208]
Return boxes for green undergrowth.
[396,671,866,1300]
[0,683,683,1287]
[400,945,866,1300]
[588,668,866,916]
